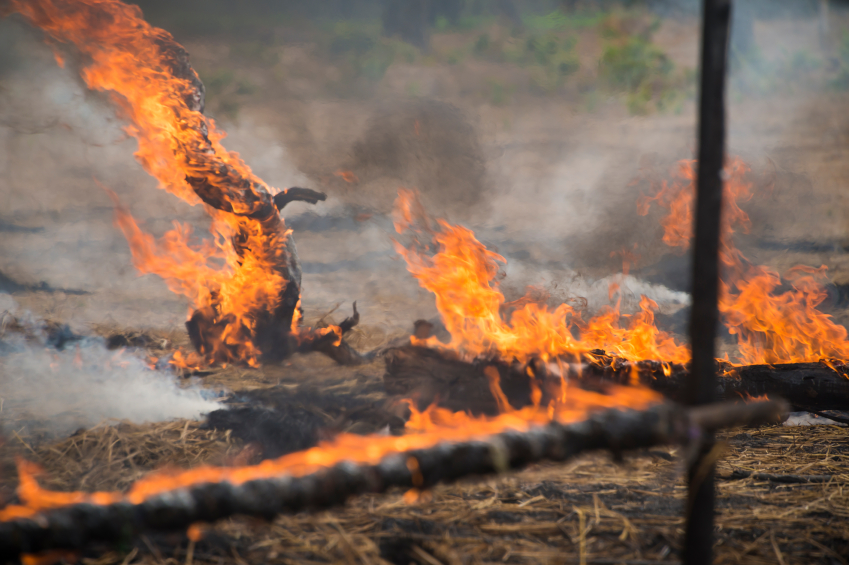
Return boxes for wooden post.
[685,0,731,564]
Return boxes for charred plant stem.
[272,188,327,211]
[0,400,786,559]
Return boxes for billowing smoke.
[0,295,221,439]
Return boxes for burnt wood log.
[0,400,787,558]
[384,345,849,413]
[582,355,849,413]
[273,187,327,211]
[383,345,533,414]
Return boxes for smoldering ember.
[0,0,848,564]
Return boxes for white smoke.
[501,259,689,317]
[784,412,844,427]
[0,295,221,438]
[576,273,690,315]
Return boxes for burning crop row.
[394,159,849,368]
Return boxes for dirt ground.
[1,6,849,565]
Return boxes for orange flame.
[640,157,849,364]
[169,349,207,372]
[21,551,79,565]
[0,0,661,541]
[335,170,359,184]
[11,0,303,367]
[393,189,690,365]
[0,381,659,524]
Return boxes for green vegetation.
[831,33,849,89]
[454,15,497,31]
[597,12,691,115]
[599,37,670,91]
[599,36,674,113]
[325,21,416,83]
[435,15,451,32]
[472,30,579,94]
[464,7,688,111]
[142,2,709,116]
[523,9,604,32]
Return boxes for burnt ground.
[0,404,847,564]
[1,6,849,565]
[0,322,847,564]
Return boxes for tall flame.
[397,155,849,369]
[639,157,849,364]
[393,189,690,365]
[11,0,297,366]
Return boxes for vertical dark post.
[685,0,731,564]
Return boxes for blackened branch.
[273,188,328,211]
[0,400,787,558]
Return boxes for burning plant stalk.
[4,0,357,368]
[0,399,788,558]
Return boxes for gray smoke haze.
[0,295,221,439]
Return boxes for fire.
[640,158,849,365]
[10,0,309,367]
[1,0,664,528]
[740,392,769,402]
[21,552,79,565]
[5,0,844,543]
[393,189,690,365]
[0,382,659,524]
[335,170,359,184]
[395,155,849,370]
